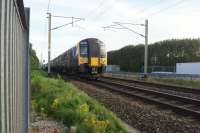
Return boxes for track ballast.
[87,77,200,118]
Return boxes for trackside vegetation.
[31,71,127,133]
[148,77,200,89]
[30,47,39,70]
[108,39,200,72]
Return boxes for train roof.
[50,38,104,62]
[79,38,103,43]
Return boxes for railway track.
[101,77,200,101]
[85,77,200,118]
[102,76,200,94]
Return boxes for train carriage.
[50,38,107,78]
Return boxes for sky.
[24,0,200,63]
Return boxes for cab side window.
[100,45,106,57]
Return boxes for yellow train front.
[78,38,107,78]
[51,38,107,78]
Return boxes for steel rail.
[102,76,200,94]
[63,75,200,118]
[87,78,200,118]
[99,79,200,104]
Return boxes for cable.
[85,0,106,18]
[136,0,164,15]
[93,0,118,19]
[51,18,84,31]
[126,0,187,24]
[47,0,51,12]
[103,0,186,25]
[147,0,187,18]
[114,22,145,37]
[95,0,163,22]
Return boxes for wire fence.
[106,71,200,81]
[0,0,30,132]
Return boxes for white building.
[176,62,200,75]
[106,65,120,72]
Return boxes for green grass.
[148,77,200,89]
[31,70,127,133]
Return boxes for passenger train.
[50,38,107,78]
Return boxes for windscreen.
[80,41,88,57]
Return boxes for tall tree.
[30,46,39,70]
[108,39,200,72]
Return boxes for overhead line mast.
[47,12,84,75]
[103,19,148,75]
[47,12,52,74]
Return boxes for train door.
[79,41,89,73]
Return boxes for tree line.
[31,47,39,70]
[108,39,200,72]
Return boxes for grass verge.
[31,70,127,133]
[148,77,200,89]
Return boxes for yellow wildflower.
[51,98,60,109]
[84,115,109,133]
[78,104,89,113]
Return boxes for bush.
[31,70,127,133]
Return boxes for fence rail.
[105,71,200,81]
[0,0,30,132]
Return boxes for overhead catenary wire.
[110,0,164,20]
[133,0,187,21]
[51,15,84,20]
[45,0,85,73]
[51,18,84,31]
[102,0,187,35]
[114,22,145,37]
[147,0,187,18]
[102,0,187,74]
[106,0,187,25]
[94,0,164,22]
[47,0,51,12]
[113,22,144,26]
[85,0,106,18]
[133,0,164,16]
[103,21,145,38]
[103,20,149,74]
[92,0,118,20]
[89,0,184,32]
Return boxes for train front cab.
[78,39,107,78]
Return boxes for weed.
[31,70,127,133]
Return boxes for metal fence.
[105,71,200,81]
[0,0,30,133]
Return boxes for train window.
[100,45,106,57]
[80,44,88,57]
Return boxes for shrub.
[31,70,127,133]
